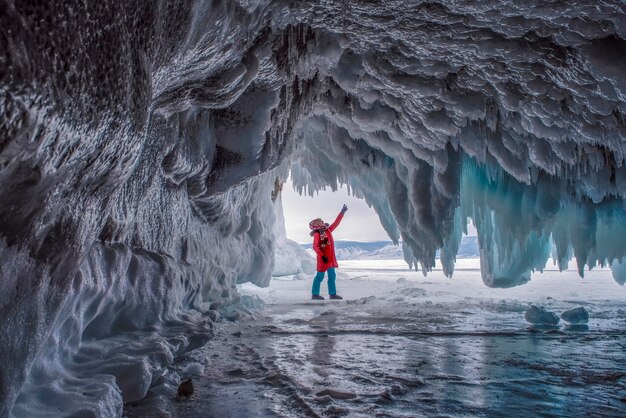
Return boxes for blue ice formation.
[561,307,590,324]
[525,306,560,326]
[2,0,626,415]
[610,259,626,285]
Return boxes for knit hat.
[309,218,329,236]
[309,218,326,230]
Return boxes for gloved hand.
[322,255,329,263]
[341,204,348,213]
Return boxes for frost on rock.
[1,0,626,415]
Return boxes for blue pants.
[312,268,337,295]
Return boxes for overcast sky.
[281,179,389,243]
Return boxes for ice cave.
[1,1,626,416]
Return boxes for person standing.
[309,204,348,300]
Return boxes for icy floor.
[125,259,626,417]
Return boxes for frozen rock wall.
[1,1,311,415]
[1,0,626,415]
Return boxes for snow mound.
[182,363,205,378]
[395,287,428,298]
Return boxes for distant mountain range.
[302,236,479,260]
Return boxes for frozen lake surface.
[126,259,626,417]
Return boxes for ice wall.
[272,183,316,277]
[2,0,626,415]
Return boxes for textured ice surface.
[2,0,626,415]
[131,259,626,417]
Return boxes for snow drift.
[1,0,626,415]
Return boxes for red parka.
[312,212,344,272]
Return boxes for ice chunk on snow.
[525,306,560,326]
[315,389,357,400]
[182,362,205,377]
[561,307,589,324]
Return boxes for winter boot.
[312,294,325,300]
[329,294,343,300]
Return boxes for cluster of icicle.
[1,0,626,415]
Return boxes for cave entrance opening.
[281,175,388,245]
[276,170,479,276]
[270,172,393,283]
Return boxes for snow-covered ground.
[126,258,626,417]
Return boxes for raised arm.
[328,204,348,232]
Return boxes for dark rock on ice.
[324,406,350,416]
[376,389,395,404]
[177,379,194,398]
[227,368,245,376]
